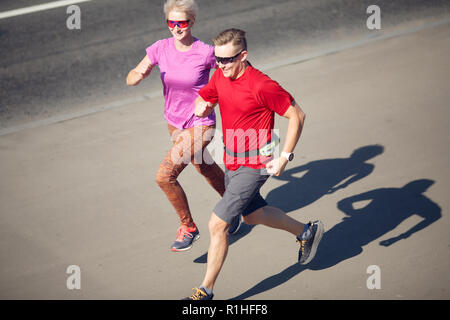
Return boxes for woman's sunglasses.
[214,50,244,65]
[167,19,190,28]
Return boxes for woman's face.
[167,10,194,42]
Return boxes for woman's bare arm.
[126,55,154,86]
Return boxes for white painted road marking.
[0,0,92,20]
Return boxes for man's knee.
[209,213,229,235]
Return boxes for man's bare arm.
[266,101,306,176]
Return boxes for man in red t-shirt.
[183,29,324,300]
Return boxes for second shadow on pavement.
[231,178,441,299]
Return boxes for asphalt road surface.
[0,0,450,302]
[1,0,450,130]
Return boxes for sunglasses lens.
[215,57,225,64]
[167,20,189,28]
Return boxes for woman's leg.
[190,125,225,197]
[156,124,225,227]
[156,125,194,227]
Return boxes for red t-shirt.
[198,65,293,170]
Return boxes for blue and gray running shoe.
[297,220,324,265]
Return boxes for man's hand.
[195,98,214,117]
[266,157,289,176]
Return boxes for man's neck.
[232,62,249,80]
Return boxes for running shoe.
[182,287,214,300]
[297,220,324,265]
[171,224,200,252]
[228,215,242,235]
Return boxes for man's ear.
[240,50,248,62]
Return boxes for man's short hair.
[212,28,247,51]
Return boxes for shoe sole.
[228,218,242,235]
[171,234,200,252]
[301,221,324,265]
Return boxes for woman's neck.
[174,34,194,51]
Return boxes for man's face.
[214,42,246,79]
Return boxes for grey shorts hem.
[213,166,270,224]
[214,194,268,224]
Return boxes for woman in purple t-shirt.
[126,0,225,252]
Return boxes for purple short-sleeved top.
[146,37,217,130]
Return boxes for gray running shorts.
[213,166,270,224]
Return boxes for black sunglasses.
[214,49,244,65]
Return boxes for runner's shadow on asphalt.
[194,144,385,264]
[230,178,441,300]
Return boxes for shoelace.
[297,222,313,254]
[190,287,207,300]
[296,239,307,254]
[175,226,194,241]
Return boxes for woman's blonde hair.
[212,28,247,51]
[164,0,198,20]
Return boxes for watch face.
[288,153,294,161]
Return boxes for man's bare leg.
[243,205,305,236]
[200,206,305,291]
[200,212,229,290]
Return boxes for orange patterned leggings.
[156,124,225,228]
